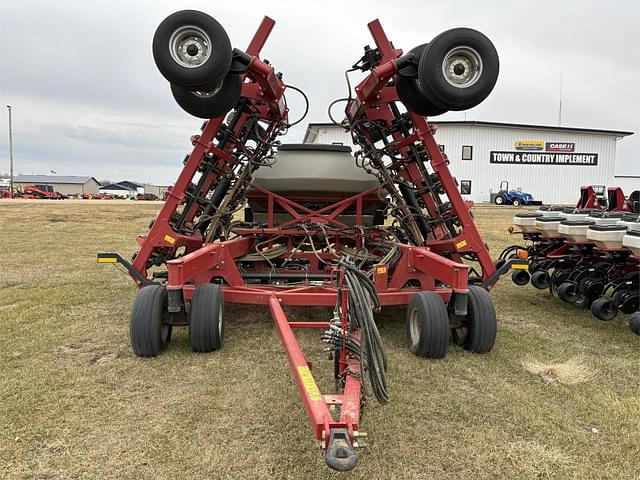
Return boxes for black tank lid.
[536,216,564,222]
[560,220,595,226]
[537,206,564,212]
[626,230,640,238]
[515,212,543,218]
[588,224,628,232]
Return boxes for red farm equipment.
[506,186,639,333]
[99,11,524,470]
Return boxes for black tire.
[396,76,448,116]
[590,297,618,321]
[418,28,499,111]
[405,291,449,358]
[512,199,521,207]
[629,313,640,335]
[530,270,551,290]
[511,269,530,286]
[171,74,242,118]
[557,282,578,303]
[130,285,172,357]
[153,10,232,88]
[453,286,497,353]
[396,45,448,117]
[189,283,224,352]
[495,194,506,205]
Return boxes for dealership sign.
[515,140,544,151]
[490,151,598,166]
[546,142,575,152]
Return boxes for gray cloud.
[0,0,637,185]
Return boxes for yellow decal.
[297,366,321,401]
[511,264,529,270]
[97,257,117,263]
[455,240,468,250]
[515,140,544,151]
[376,266,388,275]
[164,234,176,245]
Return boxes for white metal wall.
[306,124,626,204]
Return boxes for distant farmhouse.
[14,175,101,196]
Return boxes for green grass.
[0,202,638,479]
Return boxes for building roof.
[303,121,634,142]
[14,174,99,184]
[100,183,135,191]
[117,180,143,189]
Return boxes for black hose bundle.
[338,257,390,405]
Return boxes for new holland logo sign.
[490,151,598,166]
[515,140,544,151]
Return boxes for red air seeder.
[100,12,522,470]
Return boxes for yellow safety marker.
[455,239,468,249]
[164,234,176,245]
[511,263,529,270]
[297,366,321,401]
[97,257,118,264]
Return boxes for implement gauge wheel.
[189,283,224,352]
[130,285,173,357]
[418,28,499,111]
[396,44,448,117]
[171,74,242,119]
[153,10,232,88]
[451,286,497,353]
[590,297,618,321]
[405,291,449,358]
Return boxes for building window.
[462,145,473,160]
[438,144,445,153]
[460,180,472,195]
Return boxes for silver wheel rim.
[442,46,483,89]
[190,81,224,99]
[409,308,421,347]
[169,25,212,69]
[496,197,503,204]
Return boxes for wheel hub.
[169,25,212,68]
[442,46,483,89]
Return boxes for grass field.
[1,201,638,479]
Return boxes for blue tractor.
[494,181,541,206]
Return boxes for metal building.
[13,175,101,196]
[303,121,635,204]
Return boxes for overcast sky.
[0,0,638,185]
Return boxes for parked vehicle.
[136,193,158,201]
[494,181,541,206]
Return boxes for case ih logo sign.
[490,151,598,166]
[546,142,575,152]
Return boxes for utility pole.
[7,105,14,199]
[557,71,563,126]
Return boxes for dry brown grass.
[1,201,639,479]
[522,356,597,385]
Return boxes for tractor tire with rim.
[512,199,521,207]
[130,285,172,357]
[396,44,448,117]
[495,194,506,205]
[405,291,449,358]
[418,28,499,111]
[189,283,224,352]
[171,74,242,119]
[153,10,232,88]
[451,286,497,353]
[590,297,618,321]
